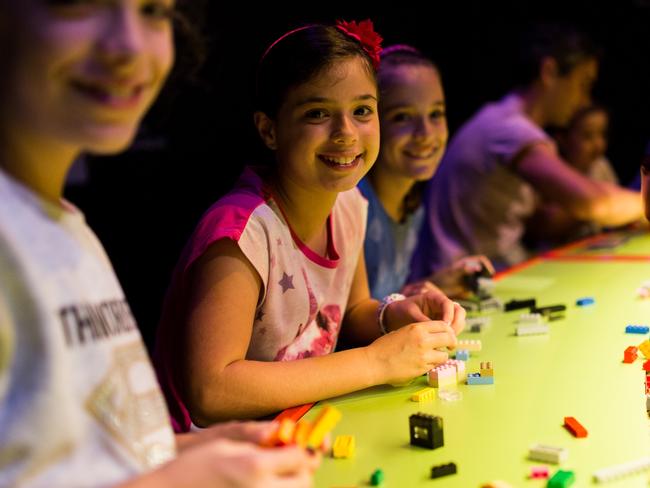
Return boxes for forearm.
[191,348,378,424]
[588,185,643,226]
[339,297,382,346]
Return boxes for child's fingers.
[477,255,496,275]
[449,302,466,335]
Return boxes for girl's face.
[377,64,447,182]
[270,56,379,196]
[564,110,608,172]
[0,0,174,154]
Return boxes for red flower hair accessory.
[336,19,383,70]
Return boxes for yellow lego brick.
[293,419,312,448]
[639,340,650,359]
[261,417,296,447]
[332,434,355,458]
[458,339,482,352]
[410,387,436,402]
[306,405,342,449]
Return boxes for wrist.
[377,293,406,334]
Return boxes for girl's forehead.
[288,57,377,102]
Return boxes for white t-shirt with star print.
[0,169,176,487]
[154,167,367,432]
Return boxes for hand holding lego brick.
[382,289,466,336]
[148,438,316,488]
[367,320,458,386]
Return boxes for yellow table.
[305,258,650,487]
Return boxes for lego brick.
[457,339,482,351]
[431,462,457,479]
[261,418,296,447]
[592,456,650,483]
[370,468,384,486]
[427,364,457,388]
[516,323,550,336]
[445,359,467,382]
[623,346,638,363]
[532,304,566,315]
[643,359,650,371]
[479,297,503,312]
[306,405,342,449]
[467,373,494,385]
[625,325,649,334]
[409,413,443,449]
[293,420,311,448]
[563,416,588,438]
[530,466,549,479]
[548,469,575,488]
[411,387,436,402]
[481,482,513,488]
[638,340,650,358]
[480,361,494,377]
[332,435,355,458]
[518,313,543,324]
[467,316,490,333]
[576,297,594,306]
[455,349,470,361]
[504,298,536,311]
[528,444,568,464]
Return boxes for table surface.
[303,237,650,487]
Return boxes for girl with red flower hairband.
[154,21,465,428]
[359,45,495,300]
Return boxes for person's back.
[422,93,548,270]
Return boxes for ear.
[254,111,278,150]
[540,56,559,87]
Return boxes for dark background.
[64,0,650,349]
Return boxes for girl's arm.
[180,239,456,423]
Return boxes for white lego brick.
[518,312,543,324]
[593,456,650,483]
[516,323,550,336]
[528,444,568,464]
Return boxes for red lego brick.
[623,346,638,363]
[643,360,650,372]
[563,416,588,438]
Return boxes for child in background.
[154,21,465,431]
[413,23,643,272]
[359,45,494,300]
[0,1,316,486]
[557,105,618,184]
[526,105,620,245]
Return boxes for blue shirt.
[358,178,425,299]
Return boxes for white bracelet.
[377,293,406,335]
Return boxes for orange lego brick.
[563,416,587,438]
[261,417,296,447]
[293,419,312,448]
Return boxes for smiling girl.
[154,21,465,430]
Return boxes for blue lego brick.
[467,375,494,385]
[625,325,650,334]
[576,297,594,306]
[455,350,470,361]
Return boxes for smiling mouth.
[318,152,365,169]
[71,80,147,109]
[404,147,440,159]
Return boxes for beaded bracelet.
[377,293,406,335]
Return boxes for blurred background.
[64,0,650,348]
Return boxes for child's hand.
[384,289,466,335]
[366,321,457,386]
[157,439,317,488]
[431,254,495,298]
[400,279,443,297]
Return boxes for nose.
[96,6,145,68]
[330,113,358,146]
[413,116,436,143]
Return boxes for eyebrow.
[383,100,446,112]
[293,94,377,107]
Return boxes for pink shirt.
[154,167,367,431]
